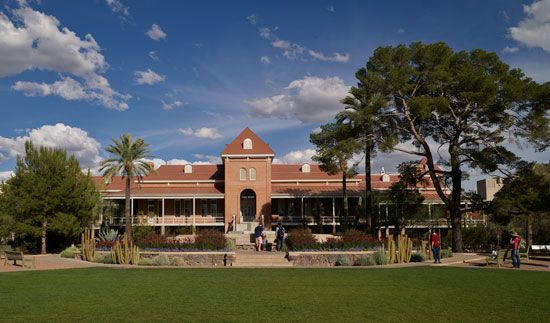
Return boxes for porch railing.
[104,215,224,226]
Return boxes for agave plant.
[97,227,120,242]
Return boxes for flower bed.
[288,251,375,267]
[286,228,381,251]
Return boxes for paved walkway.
[0,254,101,272]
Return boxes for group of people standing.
[254,222,286,251]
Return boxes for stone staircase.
[232,251,293,267]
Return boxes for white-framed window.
[243,138,252,150]
[183,200,192,216]
[249,168,256,180]
[301,163,310,173]
[240,168,247,181]
[184,164,192,173]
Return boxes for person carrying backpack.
[275,221,285,251]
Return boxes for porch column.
[332,197,336,234]
[301,197,304,219]
[192,197,196,227]
[160,198,165,235]
[385,203,389,237]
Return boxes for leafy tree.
[310,123,361,231]
[339,68,396,232]
[1,142,100,253]
[363,42,549,251]
[100,134,153,240]
[490,162,550,249]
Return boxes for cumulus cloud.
[308,50,350,63]
[134,69,165,85]
[0,7,130,110]
[253,25,349,63]
[149,50,159,61]
[105,0,131,23]
[509,0,550,51]
[246,14,258,25]
[397,28,405,34]
[193,154,222,164]
[161,100,184,110]
[502,46,519,53]
[0,123,102,168]
[327,5,335,13]
[143,155,222,168]
[273,149,315,164]
[146,24,166,41]
[246,76,350,122]
[260,56,270,64]
[178,127,223,140]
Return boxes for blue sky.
[0,0,548,189]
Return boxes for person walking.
[510,233,521,269]
[431,232,441,264]
[275,222,285,251]
[254,223,263,251]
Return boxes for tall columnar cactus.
[386,236,396,264]
[81,227,95,262]
[396,234,413,263]
[111,234,140,265]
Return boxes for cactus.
[386,236,396,263]
[396,234,413,263]
[81,227,95,261]
[110,233,140,265]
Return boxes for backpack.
[277,227,285,238]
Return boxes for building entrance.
[240,189,256,222]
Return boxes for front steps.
[232,251,293,267]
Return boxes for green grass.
[0,267,548,322]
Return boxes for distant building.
[477,177,504,201]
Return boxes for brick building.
[95,128,452,233]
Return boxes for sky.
[0,0,549,190]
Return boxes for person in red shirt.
[510,233,521,269]
[431,232,441,264]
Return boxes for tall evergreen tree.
[339,67,396,232]
[100,134,153,241]
[1,142,100,253]
[310,123,361,231]
[363,42,549,251]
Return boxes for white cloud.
[0,123,101,168]
[273,149,315,164]
[327,6,335,13]
[193,154,222,164]
[134,69,165,85]
[397,28,405,34]
[149,50,159,61]
[254,26,349,63]
[246,14,258,25]
[143,155,222,168]
[509,0,550,51]
[308,50,350,63]
[13,77,88,100]
[502,46,519,53]
[146,24,166,41]
[0,171,14,181]
[161,100,184,110]
[0,7,130,110]
[260,56,270,64]
[105,0,131,23]
[246,76,350,122]
[178,127,223,140]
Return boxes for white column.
[332,197,336,234]
[162,198,165,225]
[301,197,304,219]
[192,197,196,227]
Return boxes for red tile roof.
[145,164,223,181]
[221,127,275,155]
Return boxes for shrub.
[92,253,114,264]
[96,240,116,250]
[325,230,379,251]
[410,253,425,262]
[97,227,119,242]
[60,245,78,258]
[134,235,192,251]
[373,251,389,265]
[355,255,375,266]
[138,258,153,266]
[194,229,227,250]
[286,228,318,250]
[152,254,170,266]
[335,255,353,266]
[132,226,157,241]
[170,257,185,266]
[461,224,500,251]
[226,238,236,251]
[441,248,453,258]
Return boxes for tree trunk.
[125,176,132,241]
[526,214,533,252]
[450,155,464,252]
[41,219,47,254]
[365,142,373,233]
[342,172,348,232]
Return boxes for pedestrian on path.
[431,232,441,264]
[510,232,521,269]
[254,223,263,251]
[275,221,285,251]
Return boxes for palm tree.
[338,67,396,232]
[100,134,154,240]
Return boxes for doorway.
[240,189,256,222]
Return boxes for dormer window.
[239,168,247,181]
[243,138,252,150]
[184,164,192,174]
[301,163,310,173]
[382,174,390,182]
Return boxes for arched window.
[301,163,310,173]
[243,138,252,150]
[382,174,390,182]
[184,164,192,174]
[239,168,247,181]
[249,168,256,180]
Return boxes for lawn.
[0,267,548,322]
